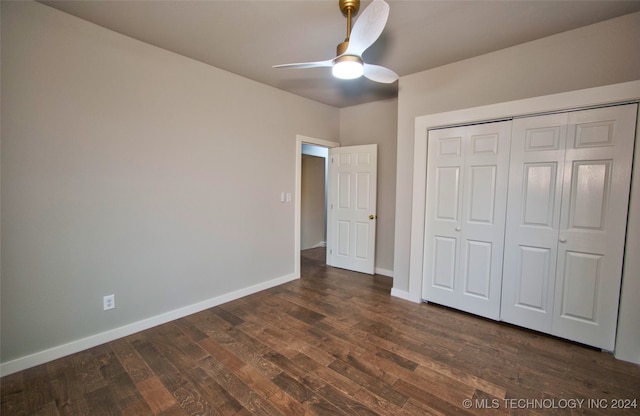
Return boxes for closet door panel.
[423,127,465,307]
[500,113,568,333]
[457,123,511,319]
[424,122,511,320]
[552,104,637,350]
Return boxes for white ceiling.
[40,0,640,108]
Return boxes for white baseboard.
[0,273,298,377]
[390,287,412,302]
[300,241,326,250]
[375,267,394,278]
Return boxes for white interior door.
[423,121,511,319]
[501,113,568,333]
[552,104,637,350]
[327,144,377,274]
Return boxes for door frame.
[405,80,640,362]
[295,135,340,278]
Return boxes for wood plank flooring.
[2,247,640,415]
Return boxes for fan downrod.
[337,0,360,56]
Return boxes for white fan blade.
[345,0,390,57]
[273,59,333,69]
[363,63,398,83]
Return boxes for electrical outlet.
[103,294,115,311]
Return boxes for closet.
[422,103,637,350]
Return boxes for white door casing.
[327,145,378,274]
[423,121,511,319]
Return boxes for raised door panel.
[567,161,610,231]
[353,166,372,262]
[462,240,492,299]
[514,246,551,312]
[354,222,370,260]
[522,163,558,228]
[500,113,567,332]
[558,251,602,322]
[432,237,457,290]
[336,220,350,257]
[435,167,461,221]
[338,172,351,208]
[467,166,496,224]
[552,104,637,350]
[335,165,352,259]
[356,172,371,210]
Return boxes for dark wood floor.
[2,248,640,415]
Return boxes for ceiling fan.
[274,0,398,83]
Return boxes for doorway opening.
[301,144,328,267]
[294,135,339,278]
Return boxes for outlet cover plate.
[103,294,115,311]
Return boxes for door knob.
[559,238,567,243]
[369,214,376,220]
[455,227,461,231]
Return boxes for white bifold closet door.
[499,113,568,334]
[501,104,637,350]
[423,121,511,320]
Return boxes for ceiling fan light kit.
[332,55,364,79]
[274,0,398,84]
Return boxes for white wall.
[1,1,339,372]
[301,154,326,250]
[393,11,640,362]
[340,98,397,275]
